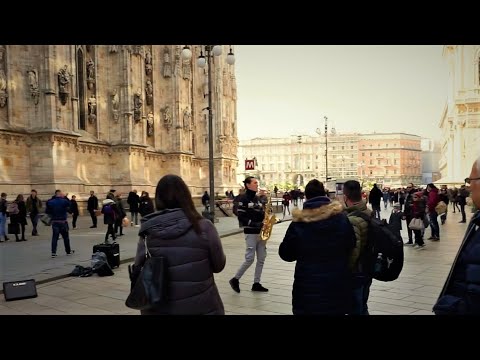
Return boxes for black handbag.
[8,223,19,234]
[125,236,168,310]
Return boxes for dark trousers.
[114,223,123,236]
[413,229,424,246]
[351,275,372,315]
[429,211,440,238]
[460,204,466,222]
[15,223,26,241]
[105,223,115,242]
[30,212,39,235]
[406,215,414,242]
[89,210,97,226]
[72,214,78,228]
[371,204,381,219]
[51,222,71,254]
[130,211,138,225]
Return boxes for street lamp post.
[181,45,235,222]
[315,116,328,183]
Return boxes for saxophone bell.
[260,192,277,241]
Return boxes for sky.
[234,45,447,141]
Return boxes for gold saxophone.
[260,193,277,241]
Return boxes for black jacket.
[279,197,356,315]
[233,189,264,234]
[434,211,480,314]
[87,195,98,211]
[127,192,140,212]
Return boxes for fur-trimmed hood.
[292,199,344,223]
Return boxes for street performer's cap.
[109,189,116,193]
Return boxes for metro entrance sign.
[245,159,255,171]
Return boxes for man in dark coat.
[368,184,383,220]
[127,190,140,226]
[279,179,356,315]
[434,158,480,314]
[87,191,99,228]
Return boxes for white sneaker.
[415,244,426,250]
[412,244,419,248]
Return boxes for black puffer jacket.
[279,197,356,315]
[134,208,226,315]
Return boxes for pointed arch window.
[76,48,86,130]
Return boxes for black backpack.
[351,211,404,282]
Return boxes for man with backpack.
[344,180,404,315]
[343,180,373,315]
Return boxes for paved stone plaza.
[0,205,470,315]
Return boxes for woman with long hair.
[11,194,28,241]
[133,174,226,315]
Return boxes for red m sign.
[245,159,255,171]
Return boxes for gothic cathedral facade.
[0,45,239,199]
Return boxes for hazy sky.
[235,45,447,141]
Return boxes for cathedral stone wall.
[0,45,239,213]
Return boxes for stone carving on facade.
[0,46,7,108]
[145,49,152,75]
[57,65,71,105]
[132,45,143,56]
[174,46,181,77]
[86,58,95,89]
[111,88,119,122]
[133,89,143,123]
[182,59,191,81]
[215,67,221,94]
[88,94,97,124]
[231,74,237,99]
[163,47,172,78]
[223,68,230,96]
[162,105,172,131]
[86,45,92,53]
[183,107,191,130]
[109,45,119,53]
[27,69,39,105]
[147,112,154,137]
[145,80,153,106]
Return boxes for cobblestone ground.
[0,204,469,315]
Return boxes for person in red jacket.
[426,183,440,241]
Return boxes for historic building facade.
[0,45,238,203]
[438,45,480,184]
[238,132,422,188]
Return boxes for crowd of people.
[2,161,480,315]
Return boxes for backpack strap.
[349,210,371,223]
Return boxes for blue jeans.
[30,212,39,235]
[51,222,71,254]
[429,211,440,238]
[351,275,373,315]
[0,213,6,237]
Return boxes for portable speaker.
[3,279,38,301]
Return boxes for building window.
[394,170,397,175]
[370,170,373,175]
[386,144,388,147]
[362,152,365,157]
[370,160,373,165]
[76,48,86,130]
[351,146,354,149]
[370,152,372,156]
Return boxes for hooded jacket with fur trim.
[279,196,356,315]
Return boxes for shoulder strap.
[350,210,371,223]
[143,235,151,260]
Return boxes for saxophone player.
[229,176,269,293]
